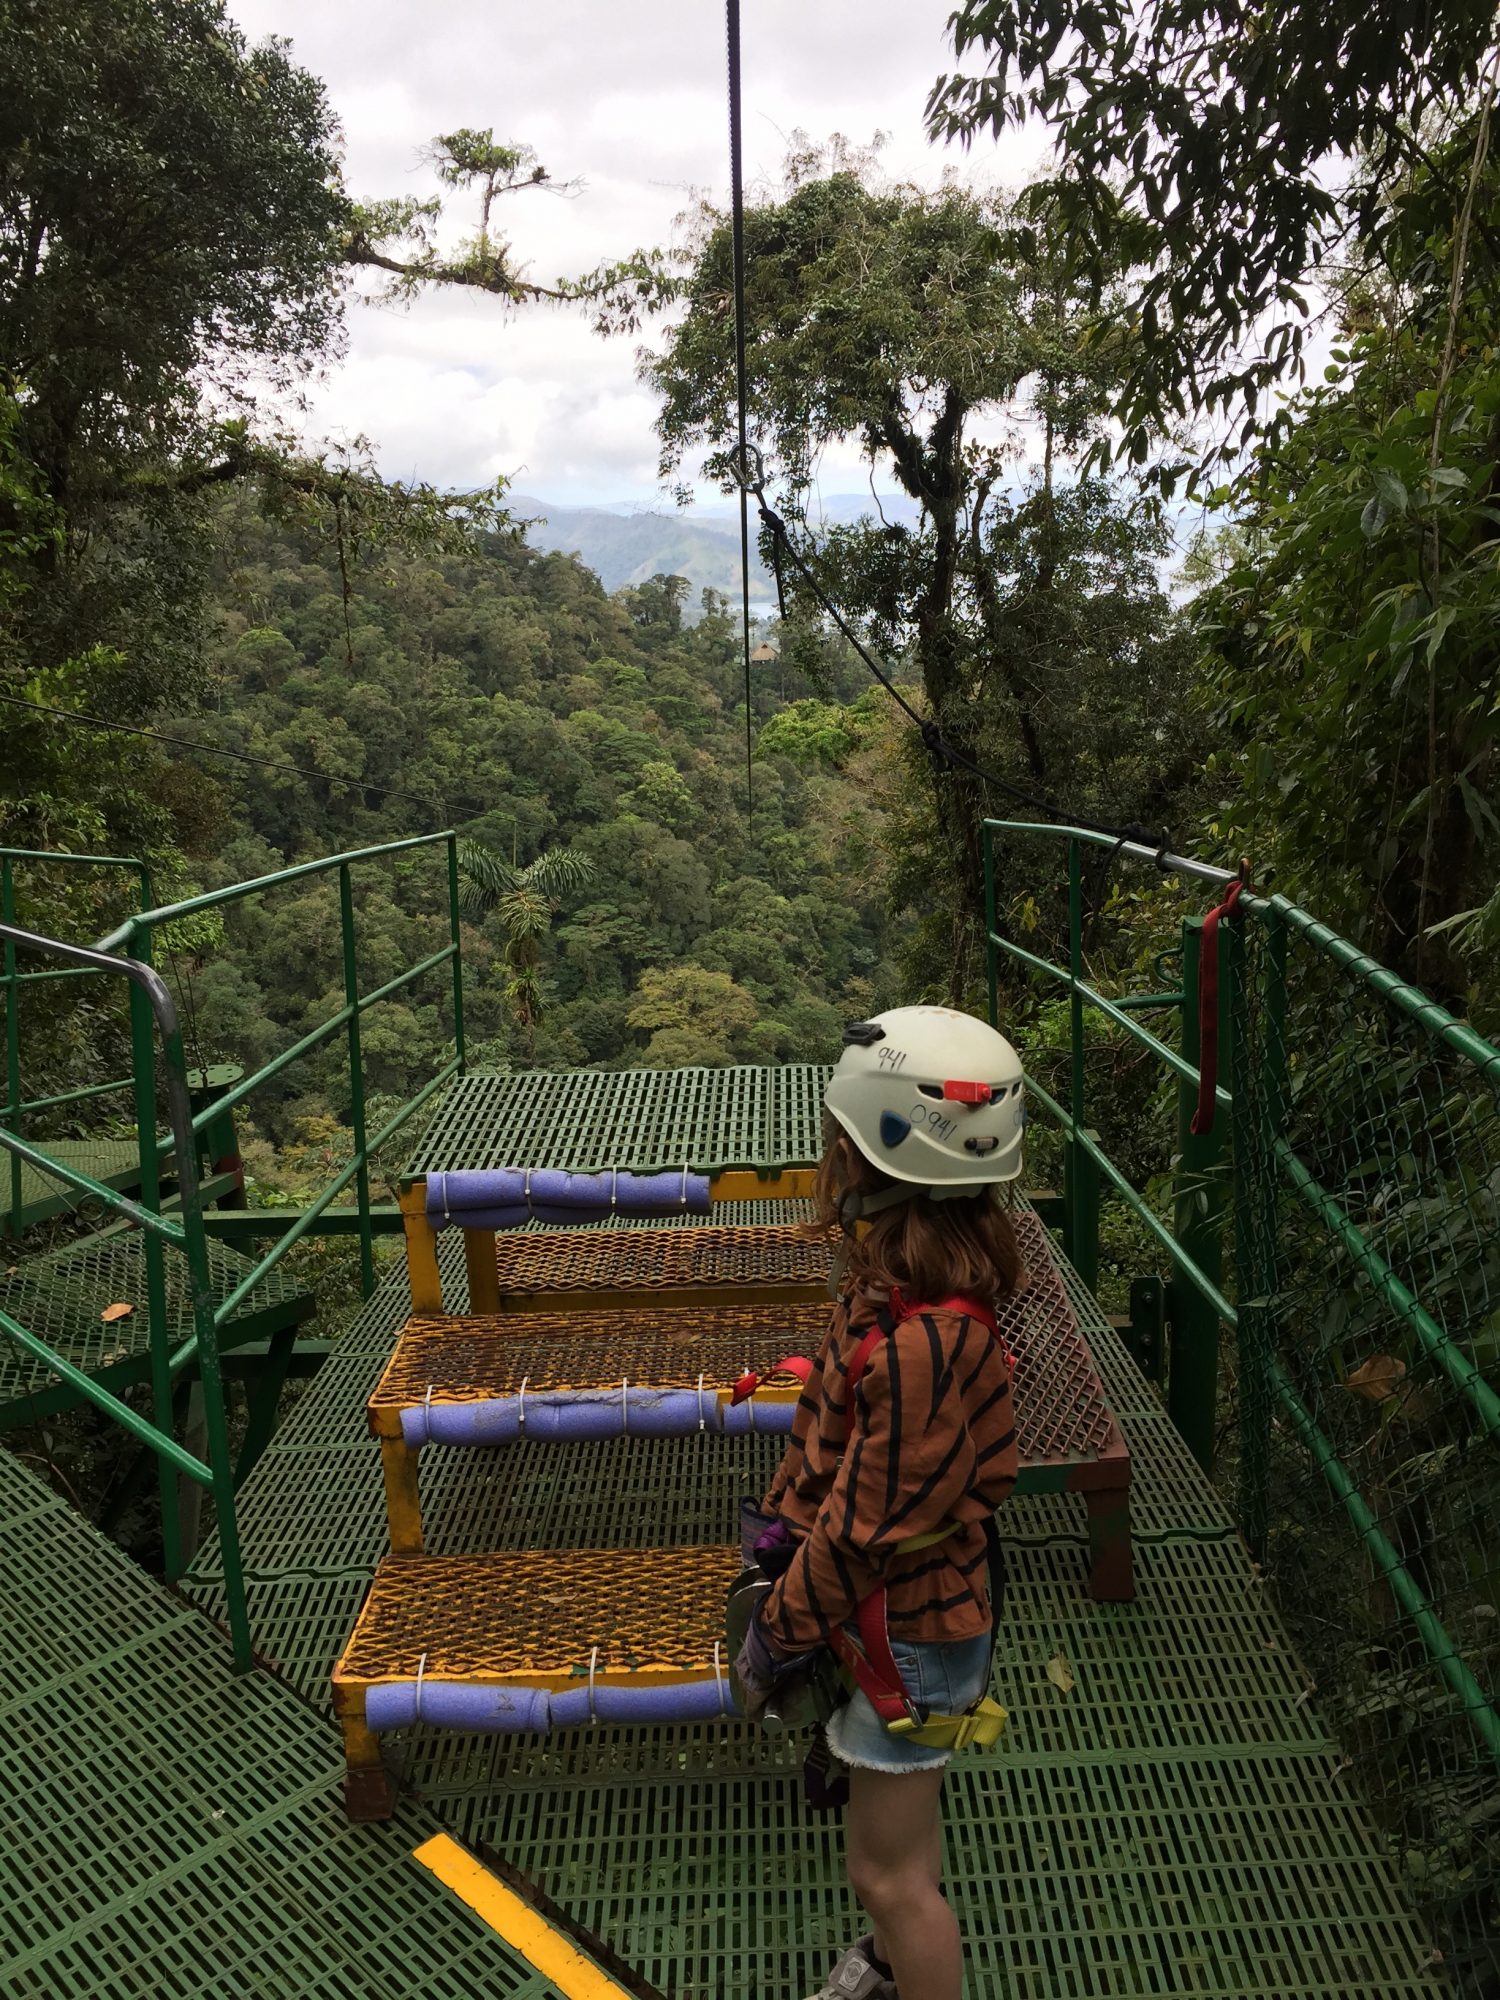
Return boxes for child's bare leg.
[847,1765,961,2000]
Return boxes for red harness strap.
[729,1354,814,1405]
[1190,875,1248,1137]
[832,1292,1003,1725]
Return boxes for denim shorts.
[825,1628,994,1774]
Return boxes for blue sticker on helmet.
[879,1111,911,1149]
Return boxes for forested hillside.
[171,501,898,1152]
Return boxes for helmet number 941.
[908,1102,957,1142]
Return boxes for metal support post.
[1167,917,1227,1471]
[1063,838,1100,1289]
[339,866,377,1299]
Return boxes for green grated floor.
[404,1065,834,1179]
[0,1447,593,2000]
[0,1231,314,1425]
[3,1137,145,1234]
[181,1213,1449,1999]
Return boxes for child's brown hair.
[808,1128,1024,1305]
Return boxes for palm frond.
[519,846,594,899]
[456,838,519,917]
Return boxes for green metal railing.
[0,832,466,1669]
[984,819,1500,1984]
[2,848,154,1236]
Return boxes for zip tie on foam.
[517,1375,528,1435]
[697,1371,707,1433]
[414,1650,429,1725]
[587,1645,599,1726]
[621,1378,630,1431]
[680,1162,689,1208]
[713,1640,728,1716]
[422,1381,435,1446]
[610,1166,618,1211]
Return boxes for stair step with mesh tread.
[370,1304,816,1438]
[333,1546,741,1817]
[370,1238,1133,1599]
[488,1221,835,1309]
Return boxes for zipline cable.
[0,690,444,819]
[716,28,1163,853]
[726,0,754,836]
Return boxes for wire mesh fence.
[1229,908,1500,1997]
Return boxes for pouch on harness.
[727,1290,1010,1753]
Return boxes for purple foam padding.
[549,1678,739,1727]
[401,1388,726,1448]
[426,1168,711,1230]
[365,1679,551,1732]
[720,1399,797,1436]
[365,1675,739,1733]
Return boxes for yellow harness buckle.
[884,1695,1009,1751]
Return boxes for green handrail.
[0,921,247,1666]
[0,830,467,1677]
[94,831,446,951]
[2,848,155,1237]
[103,828,467,1340]
[982,814,1500,1769]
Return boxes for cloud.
[230,0,1045,504]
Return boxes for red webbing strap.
[729,1354,813,1405]
[835,1292,1002,1721]
[1190,878,1246,1137]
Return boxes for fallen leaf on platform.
[1344,1355,1406,1400]
[100,1302,134,1324]
[1046,1650,1075,1694]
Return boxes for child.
[735,1006,1026,2000]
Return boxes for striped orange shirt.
[759,1287,1018,1653]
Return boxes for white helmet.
[825,1005,1025,1202]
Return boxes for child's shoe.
[806,1936,898,1998]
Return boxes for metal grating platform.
[0,1233,314,1422]
[3,1136,144,1234]
[0,1447,586,2000]
[179,1200,1449,1998]
[405,1066,833,1180]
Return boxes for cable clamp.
[728,440,766,492]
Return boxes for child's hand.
[734,1607,799,1718]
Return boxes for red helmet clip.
[942,1079,992,1105]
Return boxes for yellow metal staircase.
[333,1137,1136,1819]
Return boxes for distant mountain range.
[509,492,923,612]
[510,487,1197,611]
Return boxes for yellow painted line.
[413,1833,636,1998]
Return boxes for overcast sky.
[228,1,1044,508]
